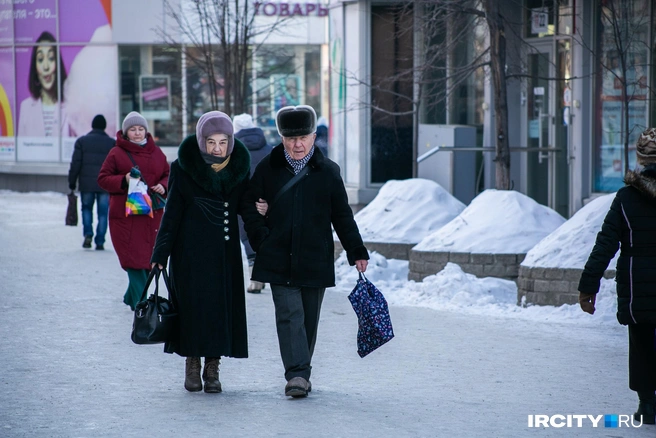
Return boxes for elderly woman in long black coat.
[151,111,262,394]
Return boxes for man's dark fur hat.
[275,105,317,137]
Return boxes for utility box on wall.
[417,124,477,204]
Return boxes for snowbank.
[334,252,618,325]
[521,193,619,269]
[349,179,465,244]
[413,189,565,254]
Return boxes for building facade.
[330,0,656,216]
[0,0,329,191]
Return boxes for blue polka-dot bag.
[348,272,395,358]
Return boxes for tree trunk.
[484,0,511,190]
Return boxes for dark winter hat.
[122,111,148,133]
[276,105,317,137]
[636,128,656,165]
[196,111,234,155]
[91,114,106,130]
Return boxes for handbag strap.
[124,150,149,186]
[269,166,310,209]
[137,266,171,303]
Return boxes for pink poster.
[12,0,57,44]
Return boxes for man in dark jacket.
[242,105,369,398]
[68,114,115,250]
[234,113,273,293]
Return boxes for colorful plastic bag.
[348,272,395,358]
[125,177,153,217]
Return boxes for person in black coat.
[151,111,266,394]
[241,105,369,398]
[67,114,115,250]
[233,113,273,293]
[579,127,656,425]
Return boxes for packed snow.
[413,189,566,254]
[350,179,465,243]
[521,193,620,269]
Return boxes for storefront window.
[252,45,323,146]
[593,0,651,191]
[119,45,182,147]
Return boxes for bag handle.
[138,266,171,304]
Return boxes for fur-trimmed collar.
[178,134,250,195]
[269,143,326,169]
[625,166,656,200]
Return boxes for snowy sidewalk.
[0,191,652,437]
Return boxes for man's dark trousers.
[270,284,326,381]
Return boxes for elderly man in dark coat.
[151,111,259,394]
[242,105,369,398]
[67,114,115,250]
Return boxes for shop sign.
[531,8,548,34]
[254,2,328,16]
[140,75,171,120]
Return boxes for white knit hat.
[233,113,255,134]
[122,111,148,133]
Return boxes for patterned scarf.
[284,146,314,174]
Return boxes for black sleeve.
[578,194,622,294]
[240,162,269,252]
[67,139,83,190]
[151,164,185,266]
[330,167,369,265]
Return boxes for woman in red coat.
[98,111,170,310]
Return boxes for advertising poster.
[0,0,13,45]
[140,75,171,120]
[15,44,60,161]
[59,0,116,163]
[13,0,57,44]
[0,46,15,160]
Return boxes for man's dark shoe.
[82,236,92,248]
[184,357,202,392]
[634,402,656,424]
[202,357,222,393]
[96,245,104,250]
[285,377,309,398]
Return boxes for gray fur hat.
[196,111,234,155]
[276,105,317,137]
[122,111,148,133]
[637,128,656,166]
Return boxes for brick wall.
[334,241,416,261]
[517,266,616,307]
[407,250,526,282]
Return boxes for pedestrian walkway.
[0,192,652,437]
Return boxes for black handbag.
[66,191,78,226]
[131,267,178,345]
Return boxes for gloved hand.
[579,292,596,315]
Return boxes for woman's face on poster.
[35,45,56,92]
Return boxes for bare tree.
[160,0,294,116]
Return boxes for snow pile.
[349,179,465,244]
[334,253,618,325]
[413,189,566,254]
[522,193,619,269]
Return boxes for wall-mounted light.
[573,100,580,108]
[482,102,489,111]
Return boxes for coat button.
[224,235,230,241]
[224,227,229,233]
[224,202,229,207]
[224,211,229,217]
[224,219,229,224]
